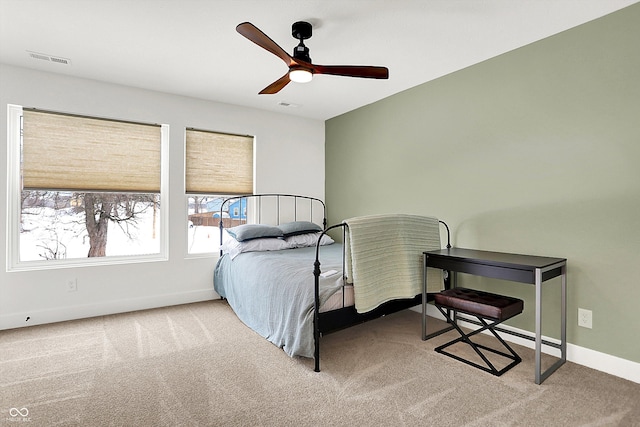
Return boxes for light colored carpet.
[1,300,639,426]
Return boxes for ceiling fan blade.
[236,22,295,67]
[313,65,389,79]
[259,73,291,94]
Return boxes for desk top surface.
[424,248,566,270]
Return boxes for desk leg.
[422,256,428,340]
[561,264,567,363]
[422,259,455,341]
[535,268,543,384]
[535,262,568,384]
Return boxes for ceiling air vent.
[277,101,300,108]
[27,51,71,65]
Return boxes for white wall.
[0,64,325,330]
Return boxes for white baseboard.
[0,289,216,331]
[417,305,640,384]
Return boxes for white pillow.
[285,232,334,248]
[220,230,334,259]
[221,235,289,259]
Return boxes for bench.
[433,288,524,376]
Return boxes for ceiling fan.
[236,21,389,94]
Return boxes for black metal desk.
[422,248,567,384]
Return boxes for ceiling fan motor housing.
[292,21,312,40]
[292,21,312,63]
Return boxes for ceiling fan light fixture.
[289,68,313,83]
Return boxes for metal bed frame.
[217,194,450,372]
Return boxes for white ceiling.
[0,0,637,120]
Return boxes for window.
[185,128,254,254]
[6,105,169,269]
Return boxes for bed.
[213,194,450,371]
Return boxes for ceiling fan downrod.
[292,21,312,63]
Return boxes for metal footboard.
[312,220,451,372]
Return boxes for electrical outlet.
[67,278,78,292]
[578,308,592,329]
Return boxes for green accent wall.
[325,4,640,362]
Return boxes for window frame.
[6,104,170,271]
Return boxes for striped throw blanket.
[344,214,444,313]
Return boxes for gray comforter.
[213,244,344,358]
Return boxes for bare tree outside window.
[20,191,160,260]
[83,193,158,257]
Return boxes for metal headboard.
[218,194,327,255]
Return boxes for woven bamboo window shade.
[185,128,253,194]
[22,110,161,192]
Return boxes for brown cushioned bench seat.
[434,288,523,321]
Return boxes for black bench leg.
[434,305,522,376]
